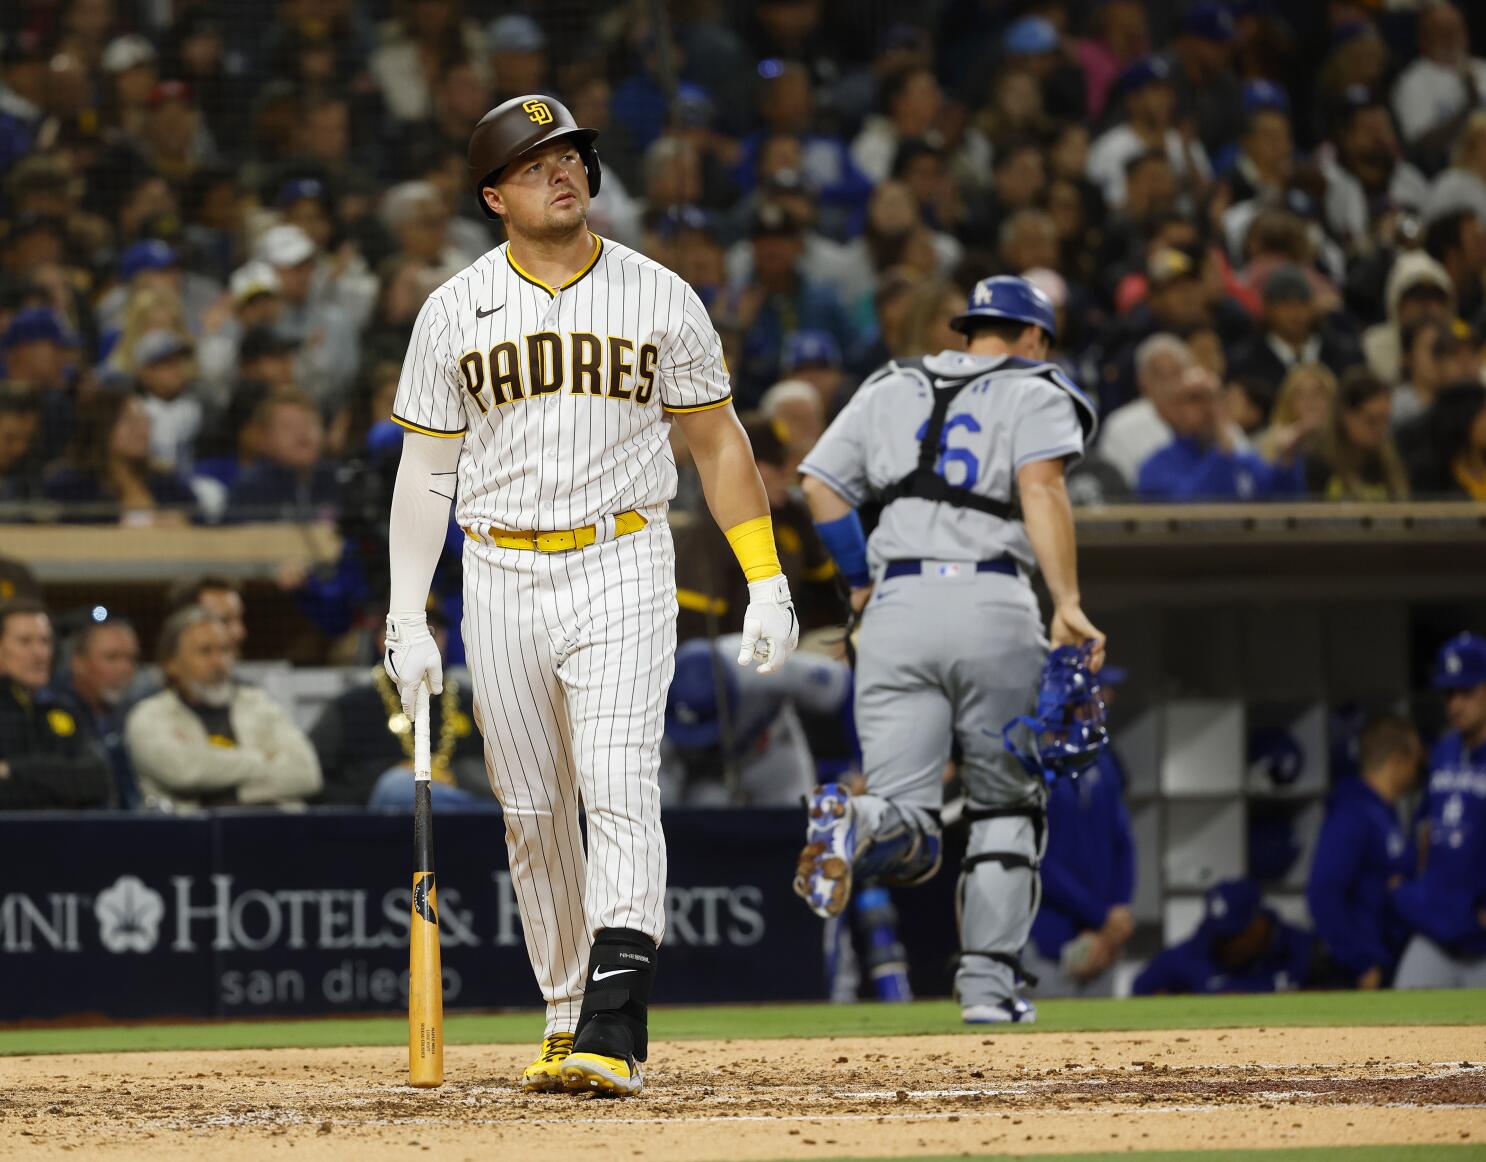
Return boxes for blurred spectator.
[1256,363,1335,468]
[165,576,247,663]
[99,238,217,342]
[893,277,964,360]
[42,393,197,524]
[760,378,825,471]
[716,204,855,406]
[58,614,141,809]
[0,306,77,462]
[673,414,837,644]
[135,80,218,184]
[1074,0,1149,123]
[1425,111,1486,227]
[227,392,337,521]
[1098,333,1192,485]
[1393,632,1486,989]
[196,262,286,401]
[134,329,202,470]
[1394,318,1479,425]
[381,179,478,278]
[1319,86,1427,253]
[1026,673,1136,998]
[311,611,487,807]
[0,599,113,809]
[1132,879,1311,995]
[660,634,852,807]
[370,0,487,125]
[1362,251,1456,389]
[851,66,943,184]
[1224,85,1293,205]
[779,330,847,416]
[125,606,321,810]
[1307,713,1419,989]
[1169,1,1243,158]
[1424,208,1486,324]
[254,224,359,407]
[1392,1,1486,162]
[1087,57,1210,212]
[1221,375,1274,437]
[1305,368,1410,501]
[237,326,302,394]
[0,385,42,501]
[1228,266,1362,392]
[1405,381,1486,499]
[1137,365,1303,501]
[486,14,546,104]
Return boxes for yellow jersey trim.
[663,394,733,415]
[392,415,467,438]
[506,234,604,297]
[677,588,729,616]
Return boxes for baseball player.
[381,94,799,1096]
[1392,633,1486,988]
[794,275,1104,1024]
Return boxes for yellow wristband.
[724,515,783,583]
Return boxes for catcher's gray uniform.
[800,350,1094,1010]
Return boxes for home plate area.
[2,1026,1481,1161]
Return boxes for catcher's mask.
[1002,641,1109,782]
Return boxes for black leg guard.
[573,928,657,1062]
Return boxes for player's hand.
[1101,904,1136,949]
[1051,602,1106,671]
[384,613,443,720]
[737,573,799,675]
[849,585,873,613]
[1357,966,1383,990]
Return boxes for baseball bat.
[408,684,444,1088]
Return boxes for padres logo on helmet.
[467,93,602,219]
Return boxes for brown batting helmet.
[467,94,601,219]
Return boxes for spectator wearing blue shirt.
[1307,713,1420,989]
[714,203,858,408]
[1133,879,1311,995]
[1394,633,1486,988]
[1138,365,1306,500]
[1027,745,1137,997]
[226,393,337,522]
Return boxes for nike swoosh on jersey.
[591,967,637,981]
[476,304,504,318]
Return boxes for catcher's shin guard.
[573,927,657,1061]
[954,806,1046,1005]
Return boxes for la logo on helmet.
[523,99,554,125]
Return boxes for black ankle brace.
[573,927,657,1061]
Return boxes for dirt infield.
[1,1026,1481,1160]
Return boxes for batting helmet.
[950,275,1057,342]
[1002,642,1108,782]
[467,94,601,220]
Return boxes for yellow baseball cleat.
[561,1050,643,1096]
[521,1032,575,1092]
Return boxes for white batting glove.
[384,613,443,720]
[736,573,799,675]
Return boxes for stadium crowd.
[1,0,1485,994]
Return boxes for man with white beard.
[124,607,320,811]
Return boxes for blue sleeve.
[1180,449,1249,500]
[1306,807,1388,975]
[1258,454,1306,499]
[1039,854,1114,932]
[1132,946,1190,995]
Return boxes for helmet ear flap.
[583,143,603,197]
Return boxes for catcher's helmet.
[1002,642,1108,782]
[1433,631,1486,690]
[467,94,601,220]
[950,275,1057,342]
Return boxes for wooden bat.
[408,685,444,1087]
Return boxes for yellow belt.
[464,510,647,552]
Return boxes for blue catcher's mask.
[1003,643,1109,782]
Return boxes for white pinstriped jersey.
[391,234,731,531]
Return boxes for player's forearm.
[1019,469,1081,609]
[388,432,462,614]
[678,405,780,580]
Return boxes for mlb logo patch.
[935,563,962,578]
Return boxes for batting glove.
[737,573,799,676]
[384,613,443,720]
